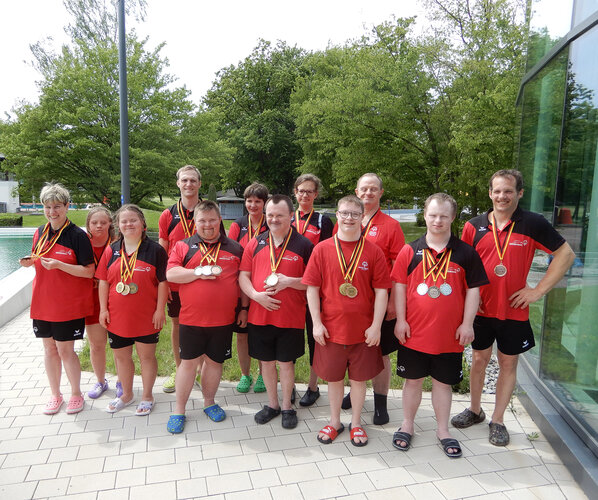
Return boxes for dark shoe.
[341,392,352,410]
[451,408,486,428]
[291,386,296,405]
[254,405,281,424]
[281,409,298,429]
[392,428,412,451]
[373,393,389,425]
[439,438,462,458]
[489,421,510,446]
[299,387,320,407]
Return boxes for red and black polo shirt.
[462,207,566,321]
[30,222,94,322]
[240,228,313,330]
[391,234,489,354]
[228,214,269,249]
[95,238,168,337]
[291,210,333,247]
[167,233,243,328]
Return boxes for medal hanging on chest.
[117,239,141,295]
[250,213,265,240]
[419,248,452,299]
[294,208,314,236]
[335,235,365,299]
[194,239,222,277]
[177,200,196,239]
[491,215,514,277]
[33,220,71,260]
[265,229,293,288]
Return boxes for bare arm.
[307,285,328,346]
[166,265,214,283]
[264,274,307,294]
[40,259,95,278]
[456,287,479,346]
[98,280,110,329]
[364,287,388,347]
[239,270,281,311]
[393,282,410,344]
[152,281,169,329]
[509,242,575,309]
[159,237,169,254]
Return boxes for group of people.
[21,166,575,458]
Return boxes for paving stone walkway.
[0,309,589,499]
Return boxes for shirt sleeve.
[94,246,111,281]
[228,221,241,241]
[158,210,170,241]
[390,245,412,284]
[388,221,406,262]
[155,245,168,282]
[240,239,257,273]
[531,214,567,254]
[372,245,392,289]
[167,241,185,271]
[461,221,476,246]
[301,245,323,287]
[320,215,334,242]
[74,228,95,266]
[463,246,490,289]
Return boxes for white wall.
[0,180,19,213]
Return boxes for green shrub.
[0,214,23,226]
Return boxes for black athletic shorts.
[396,344,463,385]
[248,324,305,362]
[167,291,181,318]
[472,315,535,355]
[33,318,85,342]
[179,324,233,363]
[108,331,160,349]
[380,318,399,355]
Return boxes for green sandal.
[236,375,253,393]
[253,374,266,393]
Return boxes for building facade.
[515,0,598,492]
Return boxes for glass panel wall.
[573,0,598,26]
[527,0,573,69]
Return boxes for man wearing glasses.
[303,195,390,446]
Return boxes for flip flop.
[66,395,85,414]
[136,400,154,416]
[392,428,413,451]
[439,437,462,458]
[349,425,368,447]
[105,396,135,413]
[43,395,64,415]
[167,414,186,434]
[317,424,345,444]
[204,404,226,422]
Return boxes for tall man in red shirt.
[341,173,405,425]
[303,195,389,446]
[392,193,488,457]
[239,195,313,429]
[451,170,575,446]
[165,201,245,433]
[159,165,202,393]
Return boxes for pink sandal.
[66,395,85,414]
[43,395,64,415]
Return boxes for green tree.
[205,40,306,194]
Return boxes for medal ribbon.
[422,248,452,284]
[251,214,264,239]
[33,220,71,258]
[92,235,111,266]
[199,241,221,266]
[120,239,142,283]
[491,215,515,263]
[177,200,196,238]
[268,229,293,274]
[361,209,379,236]
[334,235,365,283]
[294,209,314,235]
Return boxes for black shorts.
[180,324,233,363]
[167,291,181,318]
[248,324,305,362]
[396,344,463,385]
[33,318,85,342]
[472,315,535,355]
[108,331,160,349]
[380,318,399,355]
[305,309,315,365]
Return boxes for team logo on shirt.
[74,329,82,337]
[282,256,299,262]
[306,227,320,235]
[56,250,73,256]
[191,244,198,249]
[447,266,461,274]
[134,266,152,272]
[368,226,378,237]
[415,249,423,256]
[480,227,488,232]
[258,240,266,246]
[358,261,369,271]
[510,240,528,247]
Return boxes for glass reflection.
[573,0,598,26]
[527,0,573,68]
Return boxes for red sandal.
[350,425,368,447]
[317,424,344,444]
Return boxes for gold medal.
[339,282,349,296]
[128,282,138,294]
[211,265,222,276]
[494,264,507,277]
[345,284,358,298]
[427,286,440,299]
[116,281,125,294]
[265,273,279,287]
[334,235,365,299]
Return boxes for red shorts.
[85,286,100,325]
[314,341,383,382]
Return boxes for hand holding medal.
[193,240,222,279]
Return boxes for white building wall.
[0,181,19,213]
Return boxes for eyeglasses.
[337,211,363,220]
[296,189,316,196]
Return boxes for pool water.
[0,236,33,280]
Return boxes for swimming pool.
[0,234,34,280]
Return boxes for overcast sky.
[0,0,427,118]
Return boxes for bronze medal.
[345,284,358,298]
[265,273,279,287]
[121,284,130,296]
[128,282,138,295]
[116,281,125,294]
[494,264,507,277]
[427,286,440,299]
[439,282,452,296]
[211,265,223,276]
[416,283,428,296]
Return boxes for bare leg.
[56,340,82,397]
[171,317,181,368]
[432,378,458,454]
[42,338,62,397]
[492,352,519,424]
[469,347,492,414]
[349,380,367,444]
[278,361,295,411]
[261,360,280,409]
[318,380,344,441]
[237,334,251,376]
[136,342,157,402]
[395,377,424,447]
[372,354,391,394]
[308,367,318,392]
[112,346,135,403]
[86,323,107,383]
[175,358,201,414]
[201,357,223,407]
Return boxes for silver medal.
[416,283,429,296]
[439,282,452,296]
